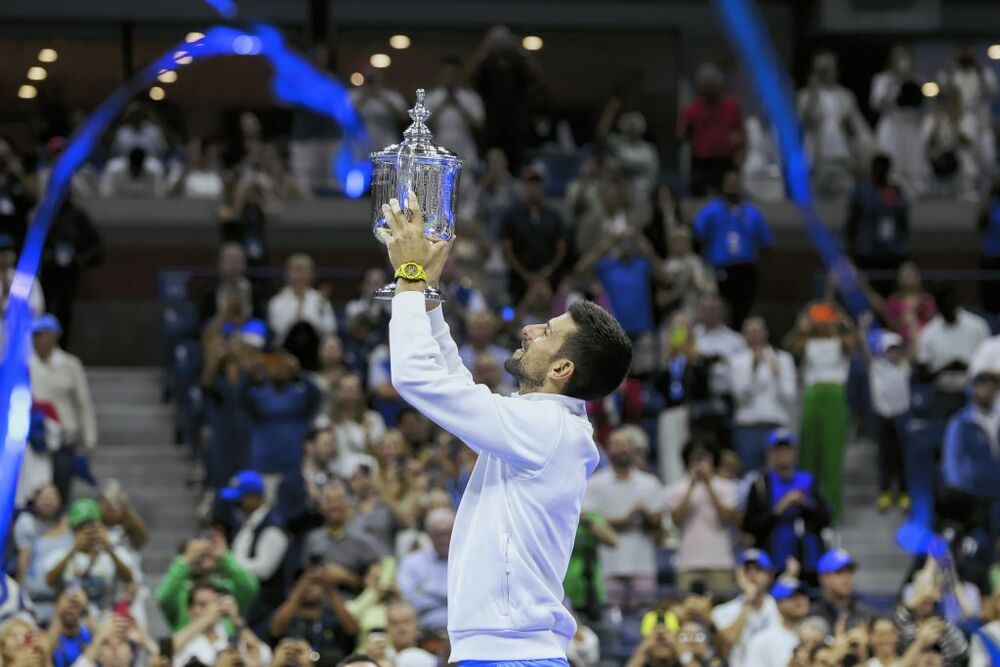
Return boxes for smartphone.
[112,599,131,618]
[157,637,173,661]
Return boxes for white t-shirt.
[970,335,1000,377]
[710,594,781,667]
[917,310,991,392]
[744,621,799,667]
[172,624,272,667]
[424,87,485,164]
[694,324,747,395]
[583,468,665,578]
[870,358,911,418]
[333,412,387,456]
[41,546,136,611]
[664,476,739,571]
[802,337,849,386]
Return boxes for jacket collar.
[513,391,588,417]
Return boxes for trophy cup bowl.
[370,88,463,302]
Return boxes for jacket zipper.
[502,534,511,616]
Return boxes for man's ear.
[548,358,575,389]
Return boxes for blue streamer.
[0,22,371,550]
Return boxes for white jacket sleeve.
[427,305,473,382]
[390,292,553,472]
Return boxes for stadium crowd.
[3,25,1000,667]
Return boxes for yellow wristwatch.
[394,261,428,282]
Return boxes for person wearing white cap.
[744,577,809,667]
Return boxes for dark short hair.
[681,437,721,468]
[559,300,632,401]
[336,655,378,667]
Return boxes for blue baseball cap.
[219,470,264,501]
[738,548,773,571]
[817,548,856,574]
[771,577,806,601]
[32,314,63,336]
[767,428,796,448]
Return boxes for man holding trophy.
[372,91,632,663]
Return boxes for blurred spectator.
[201,283,252,352]
[845,154,910,297]
[575,178,637,264]
[565,616,601,667]
[268,253,337,346]
[171,581,272,667]
[269,568,358,662]
[741,115,785,202]
[30,314,97,501]
[0,620,49,667]
[470,25,540,170]
[655,227,716,322]
[565,156,606,235]
[111,103,168,159]
[711,549,779,667]
[48,586,90,667]
[583,426,663,613]
[0,234,45,316]
[860,324,911,511]
[44,498,135,612]
[730,317,797,472]
[222,470,290,631]
[472,352,515,396]
[745,577,809,667]
[923,81,979,201]
[500,166,568,303]
[477,148,518,236]
[665,439,738,590]
[36,136,97,201]
[397,507,453,630]
[349,462,413,556]
[969,583,1000,666]
[894,562,969,666]
[692,294,746,439]
[0,139,31,245]
[646,184,684,260]
[350,69,408,153]
[330,374,387,456]
[678,63,744,197]
[383,600,437,663]
[242,352,321,478]
[396,408,435,453]
[870,45,928,197]
[38,197,104,346]
[654,313,706,484]
[425,55,486,167]
[288,45,343,194]
[937,44,999,192]
[564,510,618,622]
[784,301,855,520]
[0,572,33,627]
[587,376,645,446]
[810,549,876,628]
[743,431,830,584]
[344,268,391,332]
[458,311,513,385]
[99,147,166,198]
[72,612,157,667]
[872,261,936,349]
[302,427,375,503]
[916,284,990,418]
[314,335,349,415]
[601,107,661,198]
[156,529,258,631]
[943,372,1000,535]
[979,174,1000,316]
[798,50,871,198]
[693,170,774,328]
[171,137,225,199]
[97,481,148,558]
[367,343,404,427]
[198,243,264,329]
[623,622,681,667]
[304,482,381,592]
[14,484,70,624]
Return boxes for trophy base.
[373,283,445,303]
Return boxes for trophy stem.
[373,283,445,303]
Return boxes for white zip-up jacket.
[389,291,599,661]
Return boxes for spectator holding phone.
[1,619,52,667]
[48,586,91,667]
[269,568,358,663]
[172,582,271,667]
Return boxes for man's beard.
[504,353,544,394]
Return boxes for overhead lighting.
[521,35,544,51]
[174,51,193,65]
[185,32,205,43]
[38,48,58,63]
[349,71,365,86]
[17,84,37,100]
[989,44,1000,61]
[27,66,47,81]
[389,34,411,50]
[369,53,391,68]
[157,70,178,84]
[921,81,940,97]
[149,86,166,101]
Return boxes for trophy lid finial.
[403,89,432,141]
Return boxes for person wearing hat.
[742,429,831,585]
[0,233,45,317]
[499,164,567,304]
[42,499,134,612]
[859,319,912,512]
[943,370,1000,538]
[711,549,780,667]
[221,470,289,634]
[808,548,877,629]
[30,316,98,502]
[744,577,809,667]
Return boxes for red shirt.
[679,95,743,159]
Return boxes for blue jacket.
[242,377,320,475]
[943,406,1000,500]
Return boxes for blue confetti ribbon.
[0,21,371,549]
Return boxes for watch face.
[404,264,419,278]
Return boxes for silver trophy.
[371,88,463,301]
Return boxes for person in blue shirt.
[50,586,91,667]
[943,371,1000,538]
[693,169,773,328]
[742,429,831,586]
[978,174,1000,316]
[575,226,669,341]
